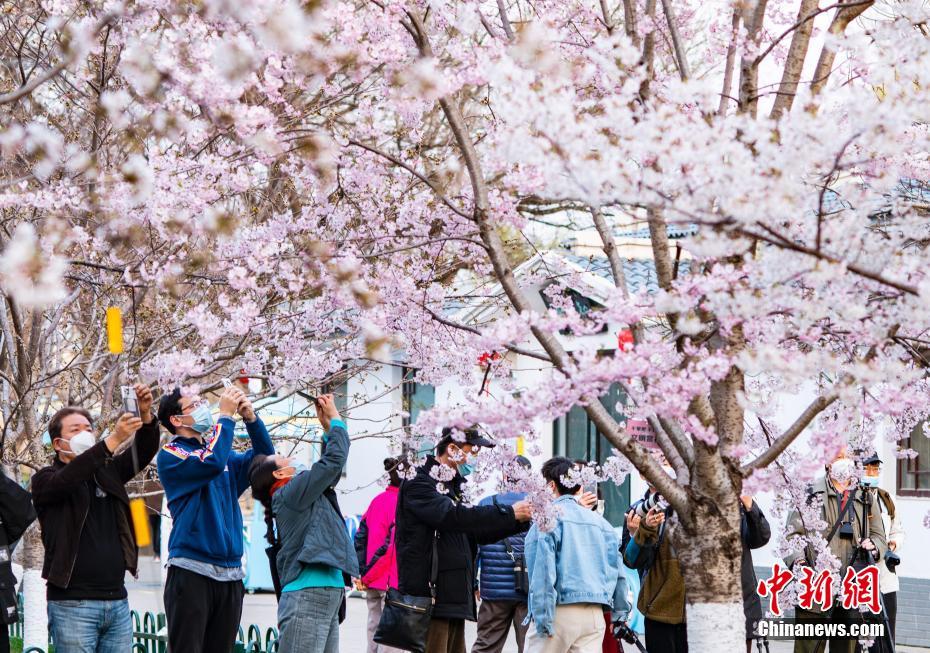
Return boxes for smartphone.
[221,378,233,389]
[121,386,140,417]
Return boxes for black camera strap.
[824,489,857,545]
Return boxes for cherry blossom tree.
[2,0,930,650]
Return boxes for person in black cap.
[394,428,533,653]
[862,453,903,651]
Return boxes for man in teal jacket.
[157,385,274,653]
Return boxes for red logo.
[841,565,880,614]
[756,563,883,615]
[797,567,834,611]
[756,563,793,616]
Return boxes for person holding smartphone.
[157,385,274,653]
[32,384,159,653]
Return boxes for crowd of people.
[0,384,909,653]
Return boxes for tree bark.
[808,1,875,98]
[21,524,47,651]
[769,0,819,121]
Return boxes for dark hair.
[249,454,280,547]
[158,388,184,435]
[384,457,403,487]
[505,455,532,484]
[48,407,93,440]
[436,426,479,455]
[541,456,581,496]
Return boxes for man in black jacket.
[395,428,532,653]
[0,467,36,653]
[31,384,160,653]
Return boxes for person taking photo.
[249,394,355,653]
[157,385,274,653]
[394,428,533,653]
[32,384,159,653]
[524,457,630,653]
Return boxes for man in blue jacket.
[525,457,630,653]
[157,385,274,653]
[473,456,533,653]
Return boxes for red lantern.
[618,329,634,352]
[477,351,502,367]
[237,368,249,385]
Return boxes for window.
[402,367,435,456]
[553,382,631,526]
[898,419,930,497]
[539,285,609,336]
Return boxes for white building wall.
[339,362,404,517]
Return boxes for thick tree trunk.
[671,492,745,652]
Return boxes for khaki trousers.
[365,590,405,653]
[525,604,605,653]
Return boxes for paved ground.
[127,556,926,652]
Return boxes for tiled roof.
[614,224,698,239]
[562,253,691,295]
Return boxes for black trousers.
[644,617,688,653]
[868,592,897,653]
[164,566,245,653]
[0,625,8,653]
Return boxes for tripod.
[859,486,895,653]
[810,486,894,653]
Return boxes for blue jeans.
[48,599,132,653]
[277,587,342,653]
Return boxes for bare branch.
[742,392,838,472]
[718,9,740,115]
[659,0,691,80]
[496,0,515,40]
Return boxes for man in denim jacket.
[524,457,630,653]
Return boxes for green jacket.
[626,520,685,624]
[784,477,887,582]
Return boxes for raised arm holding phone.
[157,384,274,653]
[32,384,159,653]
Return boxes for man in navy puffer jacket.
[473,456,532,653]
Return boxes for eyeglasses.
[181,399,207,414]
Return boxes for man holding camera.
[622,460,686,653]
[32,384,159,653]
[784,449,887,653]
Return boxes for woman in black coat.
[0,467,37,653]
[740,495,772,653]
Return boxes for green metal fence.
[7,596,279,653]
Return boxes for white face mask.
[67,431,97,456]
[829,458,855,483]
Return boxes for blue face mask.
[861,476,879,487]
[459,462,474,477]
[188,404,215,434]
[292,462,308,476]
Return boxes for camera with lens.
[838,520,854,539]
[884,549,901,572]
[634,491,669,519]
